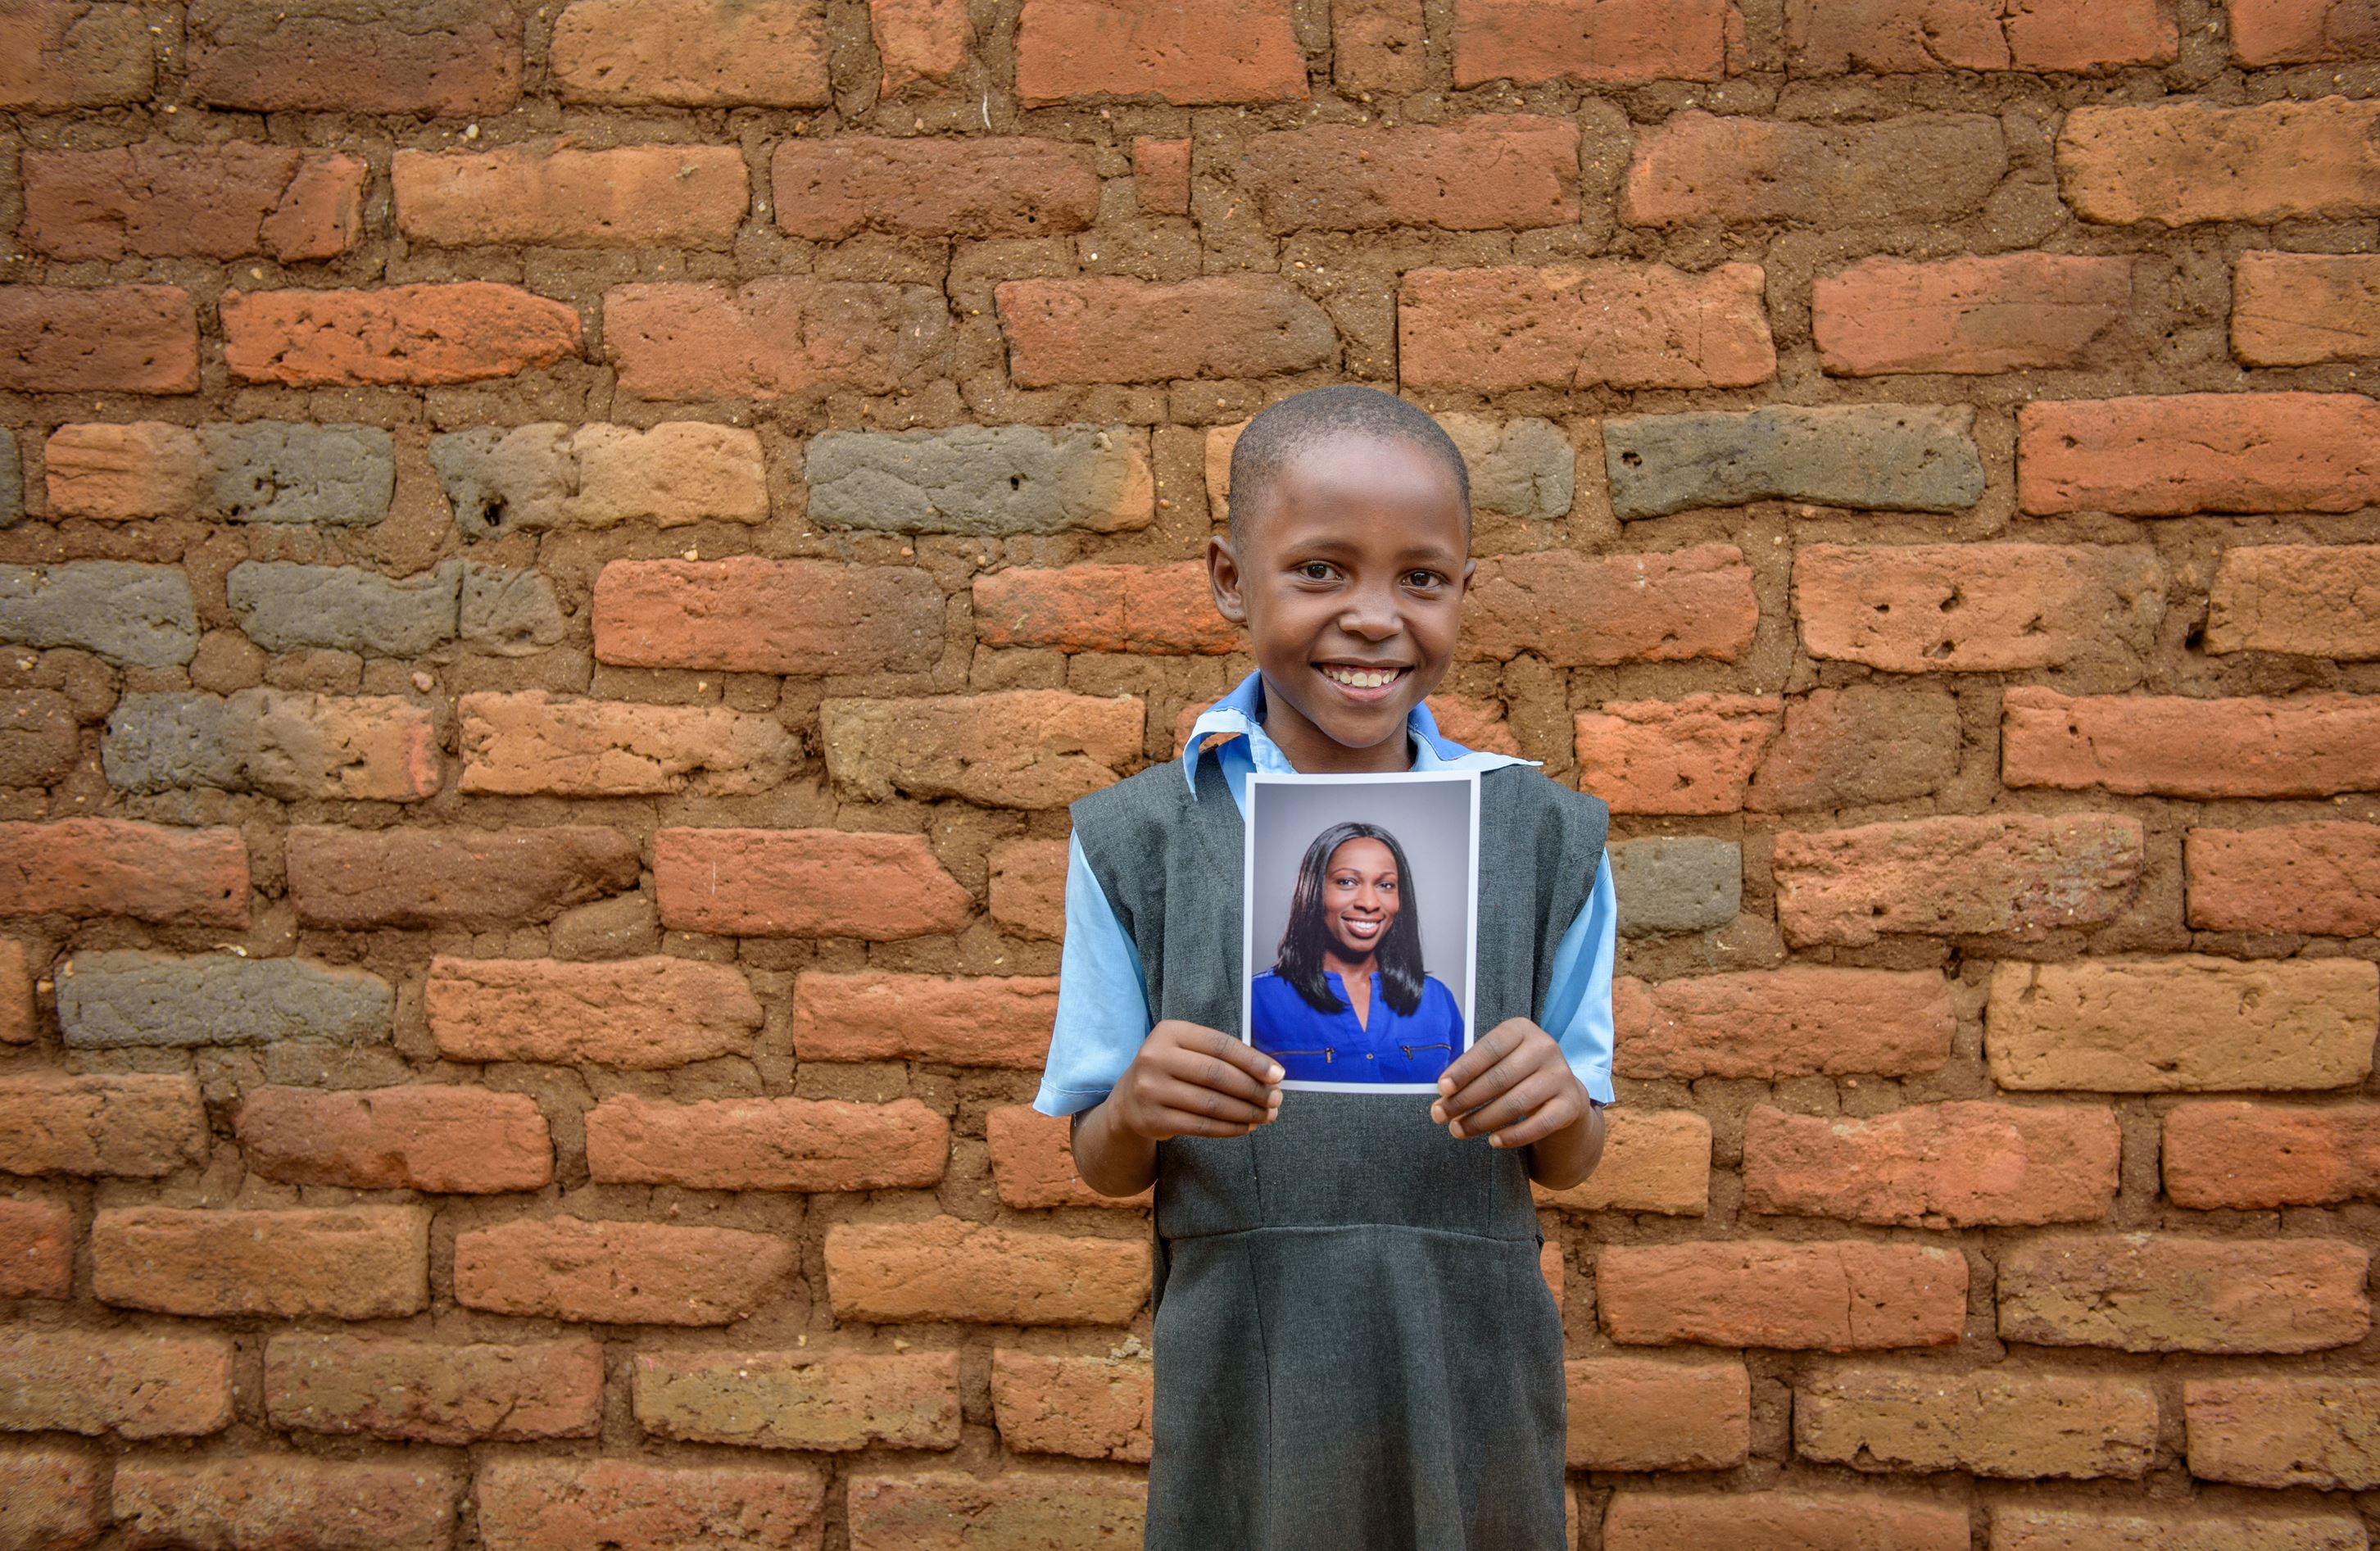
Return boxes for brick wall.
[2,0,2378,1546]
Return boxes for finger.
[1439,1040,1548,1127]
[1145,1106,1264,1140]
[1450,1070,1564,1141]
[1155,1045,1277,1108]
[1150,1076,1271,1127]
[1476,1089,1584,1151]
[1432,1021,1518,1103]
[1182,1024,1287,1084]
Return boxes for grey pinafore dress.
[1070,755,1609,1551]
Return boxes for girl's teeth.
[1327,667,1396,688]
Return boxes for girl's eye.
[1403,569,1445,589]
[1297,561,1336,581]
[1380,879,1396,892]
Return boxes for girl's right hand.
[1108,1019,1285,1141]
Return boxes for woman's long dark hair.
[1273,822,1426,1018]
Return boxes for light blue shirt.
[1033,672,1619,1116]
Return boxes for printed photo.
[1242,770,1480,1094]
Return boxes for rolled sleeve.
[1535,853,1617,1105]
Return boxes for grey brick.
[0,562,199,669]
[56,950,393,1049]
[805,424,1150,535]
[1604,405,1985,519]
[432,422,767,537]
[101,688,437,800]
[226,559,461,655]
[197,423,395,525]
[1442,415,1574,519]
[0,689,79,787]
[1610,837,1742,936]
[0,429,21,528]
[459,563,565,655]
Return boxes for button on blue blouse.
[1250,968,1467,1084]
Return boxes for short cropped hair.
[1226,384,1471,551]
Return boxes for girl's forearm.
[1525,1101,1604,1190]
[1072,1097,1160,1197]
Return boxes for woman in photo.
[1250,821,1466,1084]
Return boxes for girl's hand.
[1431,1017,1588,1150]
[1108,1019,1285,1141]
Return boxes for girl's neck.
[1322,948,1377,982]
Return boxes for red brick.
[1427,695,1521,756]
[875,0,972,91]
[187,0,519,113]
[656,829,973,939]
[234,1085,551,1193]
[1534,1109,1712,1215]
[0,1446,103,1551]
[988,840,1068,943]
[845,1470,1145,1551]
[1775,814,2144,948]
[0,1,155,108]
[1799,1369,2157,1479]
[42,422,202,521]
[2059,97,2380,224]
[997,276,1336,385]
[1334,0,1427,90]
[974,561,1233,655]
[455,1216,795,1326]
[1747,686,1962,813]
[992,1349,1152,1461]
[1133,135,1191,214]
[92,1205,428,1318]
[1788,0,2176,71]
[1464,545,1758,666]
[1244,116,1579,233]
[1793,542,2163,672]
[2164,1101,2380,1209]
[426,955,762,1068]
[286,825,639,930]
[2233,251,2380,365]
[553,0,829,106]
[1575,693,1779,815]
[222,283,580,387]
[1566,1355,1749,1471]
[0,1329,232,1437]
[2006,687,2380,799]
[607,279,950,401]
[1599,1240,1967,1350]
[2231,0,2380,61]
[635,1349,961,1451]
[0,941,28,1048]
[773,138,1099,240]
[2185,1376,2380,1489]
[478,1459,827,1551]
[2018,393,2380,514]
[0,285,197,394]
[0,1198,70,1299]
[11,803,237,915]
[1814,253,2134,374]
[2001,1235,2369,1354]
[23,145,364,261]
[1607,1491,1970,1551]
[1453,0,1737,84]
[1399,263,1775,390]
[1015,0,1305,104]
[460,692,796,798]
[1624,110,2008,226]
[265,1334,601,1444]
[826,1218,1147,1324]
[588,1095,948,1191]
[2205,543,2380,660]
[823,692,1141,809]
[1744,1102,2119,1227]
[394,145,748,248]
[1992,1505,2370,1551]
[1614,967,1956,1080]
[987,1104,1150,1209]
[1986,956,2378,1092]
[113,1457,462,1551]
[0,1073,206,1178]
[792,972,1056,1068]
[593,556,944,676]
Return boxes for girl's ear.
[1208,533,1249,624]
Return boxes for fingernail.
[1436,1077,1454,1095]
[1268,1065,1284,1082]
[1488,1135,1504,1149]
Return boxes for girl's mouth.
[1317,664,1409,697]
[1338,916,1384,941]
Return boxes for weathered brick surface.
[1133,134,1191,213]
[235,1085,551,1193]
[0,819,247,926]
[1991,1506,2370,1551]
[222,283,580,387]
[791,973,1058,1068]
[0,941,29,1048]
[823,692,1140,808]
[0,1073,206,1178]
[1607,1490,1970,1551]
[655,829,972,939]
[0,692,75,792]
[1598,1240,1969,1349]
[2233,250,2380,365]
[1985,956,2378,1092]
[1748,687,1961,813]
[635,1349,960,1451]
[186,0,519,113]
[1788,0,2176,71]
[587,1095,948,1190]
[876,0,972,92]
[999,276,1337,385]
[987,841,1069,941]
[227,557,564,656]
[553,0,829,105]
[773,138,1099,239]
[605,279,949,399]
[1998,1235,2370,1354]
[2005,688,2380,799]
[454,1217,795,1325]
[825,1218,1147,1324]
[1743,1101,2119,1227]
[57,950,390,1050]
[102,690,439,801]
[1453,0,1736,84]
[0,1,156,108]
[2018,394,2380,515]
[991,1349,1152,1461]
[427,955,762,1068]
[1242,117,1577,233]
[1402,263,1774,391]
[1615,968,1954,1080]
[1607,837,1741,936]
[1797,1370,2158,1479]
[287,825,641,929]
[1606,406,1983,518]
[434,422,767,535]
[2185,1377,2380,1489]
[1814,254,2133,374]
[2231,0,2380,63]
[1625,111,2008,226]
[0,561,199,669]
[24,145,365,261]
[1774,814,2145,947]
[0,285,198,394]
[593,558,944,674]
[0,1328,233,1437]
[1015,0,1304,104]
[1464,546,1759,665]
[975,561,1232,654]
[0,1198,71,1298]
[2059,97,2380,224]
[460,692,796,796]
[396,145,748,247]
[1565,1355,1748,1472]
[2162,1101,2380,1209]
[92,1205,428,1318]
[987,1104,1150,1209]
[0,1445,104,1551]
[2205,543,2380,660]
[1575,693,1779,815]
[809,425,1151,536]
[265,1334,601,1443]
[113,1457,463,1551]
[1794,543,2162,673]
[478,1459,827,1551]
[845,1469,1145,1551]
[1535,1109,1712,1216]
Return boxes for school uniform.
[1036,672,1615,1551]
[1249,968,1467,1084]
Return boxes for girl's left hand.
[1430,1017,1588,1149]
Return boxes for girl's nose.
[1337,583,1402,641]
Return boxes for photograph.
[1242,770,1481,1093]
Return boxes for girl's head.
[1208,386,1473,773]
[1275,821,1426,1018]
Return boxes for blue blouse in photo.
[1250,968,1467,1084]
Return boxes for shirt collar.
[1181,671,1533,796]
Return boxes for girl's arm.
[1071,1019,1283,1196]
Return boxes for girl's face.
[1322,837,1400,960]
